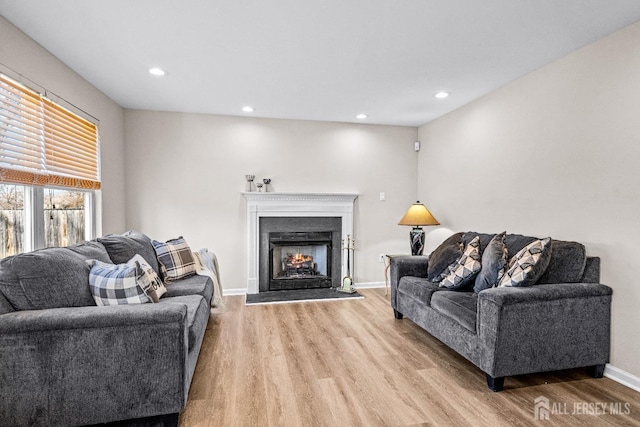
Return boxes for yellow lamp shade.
[398,201,440,227]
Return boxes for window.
[0,183,24,257]
[0,74,99,256]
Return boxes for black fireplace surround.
[259,217,341,292]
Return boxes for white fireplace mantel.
[243,192,358,294]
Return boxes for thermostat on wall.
[414,141,421,151]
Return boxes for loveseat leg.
[486,375,505,392]
[393,309,403,320]
[163,413,180,427]
[587,364,606,378]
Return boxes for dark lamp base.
[409,227,425,256]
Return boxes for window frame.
[0,71,100,255]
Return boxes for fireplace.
[269,231,332,290]
[243,192,357,294]
[259,217,341,292]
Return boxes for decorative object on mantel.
[398,201,440,255]
[256,182,264,192]
[245,174,256,192]
[338,234,357,294]
[262,178,271,192]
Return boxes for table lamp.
[398,201,440,255]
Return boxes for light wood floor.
[180,288,640,427]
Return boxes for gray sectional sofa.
[0,231,213,426]
[390,231,612,391]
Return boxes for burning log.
[282,253,317,276]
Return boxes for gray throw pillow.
[427,232,464,282]
[98,231,161,277]
[537,240,586,284]
[473,231,508,293]
[499,237,553,287]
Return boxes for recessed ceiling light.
[148,67,166,76]
[356,113,368,119]
[434,91,449,99]
[242,106,254,113]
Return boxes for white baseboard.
[354,281,386,289]
[605,364,640,393]
[223,287,247,296]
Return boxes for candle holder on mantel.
[256,182,264,192]
[245,175,255,192]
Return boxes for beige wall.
[0,16,126,234]
[124,110,418,289]
[418,22,640,377]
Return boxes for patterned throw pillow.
[473,232,509,293]
[87,260,153,306]
[498,237,552,287]
[439,236,481,290]
[128,254,166,302]
[427,232,464,282]
[152,237,196,284]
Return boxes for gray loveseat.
[0,231,213,426]
[390,231,612,391]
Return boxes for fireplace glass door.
[269,232,332,290]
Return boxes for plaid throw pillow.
[439,236,481,290]
[128,254,166,302]
[87,260,153,306]
[152,237,196,284]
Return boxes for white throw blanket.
[193,248,224,308]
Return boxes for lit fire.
[290,253,313,265]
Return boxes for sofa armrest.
[0,304,189,426]
[477,283,612,378]
[478,282,612,306]
[389,255,428,309]
[0,302,186,332]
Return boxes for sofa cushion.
[98,231,161,277]
[499,237,552,287]
[164,274,213,306]
[537,240,586,284]
[87,259,154,306]
[462,232,497,255]
[427,232,464,282]
[66,240,113,262]
[474,232,508,293]
[440,236,481,290]
[397,276,442,306]
[0,241,110,310]
[158,295,209,352]
[504,234,538,259]
[0,291,15,314]
[152,237,197,284]
[430,291,478,332]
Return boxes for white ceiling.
[2,1,640,127]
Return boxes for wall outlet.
[379,253,386,263]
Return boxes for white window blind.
[0,74,100,190]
